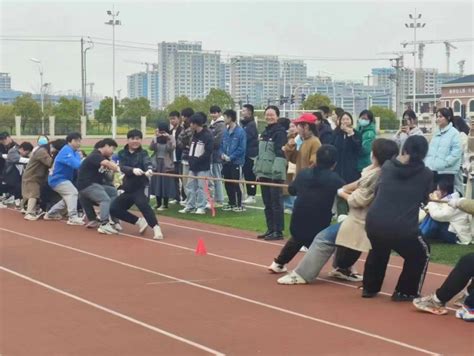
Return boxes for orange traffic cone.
[195,238,207,256]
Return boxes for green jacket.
[253,123,288,181]
[357,122,376,172]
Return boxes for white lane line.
[0,266,225,356]
[117,232,457,312]
[2,207,449,278]
[0,228,440,355]
[146,279,220,285]
[159,220,449,278]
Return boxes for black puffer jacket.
[118,145,153,192]
[366,158,433,239]
[240,117,259,158]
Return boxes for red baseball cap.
[293,113,316,124]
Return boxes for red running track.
[0,208,472,355]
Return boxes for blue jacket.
[425,123,462,175]
[220,125,246,166]
[48,144,82,188]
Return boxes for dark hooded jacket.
[118,145,153,192]
[365,158,433,239]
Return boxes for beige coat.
[335,166,381,252]
[21,147,53,199]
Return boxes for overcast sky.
[1,0,473,98]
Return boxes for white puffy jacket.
[426,192,472,245]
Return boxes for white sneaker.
[277,271,307,285]
[3,196,14,205]
[98,222,118,235]
[168,199,178,205]
[178,207,194,214]
[86,220,100,229]
[14,199,21,208]
[156,206,168,211]
[20,208,27,214]
[44,213,63,221]
[152,225,164,240]
[194,208,206,215]
[299,246,309,252]
[111,222,123,231]
[136,217,148,234]
[0,202,7,209]
[67,216,85,226]
[284,208,293,215]
[24,213,41,221]
[328,268,363,282]
[243,196,256,204]
[179,200,187,207]
[205,202,211,209]
[268,261,287,274]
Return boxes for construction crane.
[457,60,466,76]
[86,82,94,97]
[124,60,158,72]
[401,38,474,73]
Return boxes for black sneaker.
[391,291,419,302]
[265,232,284,241]
[257,230,273,239]
[362,289,378,298]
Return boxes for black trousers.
[275,237,307,265]
[173,162,183,201]
[222,163,242,207]
[260,178,284,233]
[363,234,430,296]
[436,253,474,308]
[242,156,256,197]
[334,246,362,270]
[110,189,158,228]
[6,182,21,199]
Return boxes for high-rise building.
[231,55,280,105]
[127,70,160,109]
[371,68,395,88]
[0,73,12,90]
[281,60,307,96]
[158,41,220,107]
[219,62,230,93]
[127,72,148,99]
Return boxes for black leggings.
[436,253,474,308]
[334,246,362,270]
[110,190,158,227]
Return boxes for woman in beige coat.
[22,139,65,220]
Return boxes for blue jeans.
[185,170,210,210]
[283,195,296,210]
[209,163,224,204]
[420,217,457,244]
[295,223,341,282]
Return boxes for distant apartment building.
[157,41,220,107]
[0,73,12,90]
[127,70,160,109]
[230,55,280,106]
[281,60,307,95]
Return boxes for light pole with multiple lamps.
[405,10,425,113]
[105,7,121,139]
[30,57,45,134]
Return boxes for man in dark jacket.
[177,107,195,205]
[268,145,345,273]
[208,105,225,207]
[168,111,183,203]
[0,132,17,201]
[313,111,333,145]
[110,129,163,239]
[240,104,259,204]
[178,113,214,215]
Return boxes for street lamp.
[105,7,121,139]
[405,10,425,113]
[30,57,45,134]
[82,37,94,116]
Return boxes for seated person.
[420,179,472,245]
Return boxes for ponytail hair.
[402,135,428,164]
